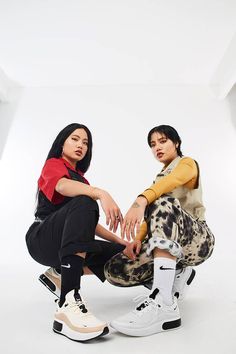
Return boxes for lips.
[157,152,164,158]
[75,150,82,156]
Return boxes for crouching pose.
[25,123,127,342]
[105,125,215,337]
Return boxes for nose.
[77,140,83,148]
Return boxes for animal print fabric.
[104,196,215,287]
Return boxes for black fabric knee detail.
[68,195,98,211]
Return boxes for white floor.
[1,253,236,354]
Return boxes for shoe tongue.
[74,292,82,302]
[65,289,82,303]
[149,288,159,300]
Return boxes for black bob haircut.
[147,125,183,157]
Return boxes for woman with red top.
[25,123,127,342]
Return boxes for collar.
[162,156,182,173]
[59,157,84,176]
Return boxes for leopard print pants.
[104,196,215,287]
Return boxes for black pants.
[26,195,125,282]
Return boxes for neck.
[61,155,77,169]
[163,155,179,169]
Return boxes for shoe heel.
[187,269,196,285]
[39,274,59,297]
[162,318,181,330]
[53,320,63,333]
[101,326,109,337]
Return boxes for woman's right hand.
[95,188,123,232]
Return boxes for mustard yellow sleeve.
[135,221,148,241]
[140,158,198,205]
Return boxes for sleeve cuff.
[139,189,157,204]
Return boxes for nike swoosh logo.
[61,264,71,269]
[160,266,175,270]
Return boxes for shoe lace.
[71,300,93,315]
[132,294,154,315]
[132,288,160,316]
[73,300,88,313]
[59,298,92,317]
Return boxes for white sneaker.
[173,267,196,301]
[110,288,181,337]
[39,267,61,298]
[53,290,109,342]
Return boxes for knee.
[154,196,180,210]
[147,196,181,225]
[70,195,98,211]
[104,258,116,284]
[104,254,125,285]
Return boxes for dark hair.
[35,123,92,212]
[46,123,93,173]
[147,125,183,157]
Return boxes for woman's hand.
[123,240,142,260]
[121,196,147,241]
[95,189,123,232]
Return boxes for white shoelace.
[63,299,94,318]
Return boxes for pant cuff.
[146,235,183,258]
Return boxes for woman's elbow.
[55,179,68,194]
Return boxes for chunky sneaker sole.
[53,320,109,342]
[53,289,109,342]
[110,317,181,337]
[173,267,196,301]
[39,268,61,298]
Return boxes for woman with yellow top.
[105,125,215,337]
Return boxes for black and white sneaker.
[110,288,181,337]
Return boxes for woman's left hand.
[121,196,147,241]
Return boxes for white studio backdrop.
[0,84,236,268]
[1,0,235,87]
[1,2,236,353]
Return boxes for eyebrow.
[72,134,88,141]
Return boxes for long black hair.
[147,125,183,157]
[46,123,93,173]
[35,123,92,212]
